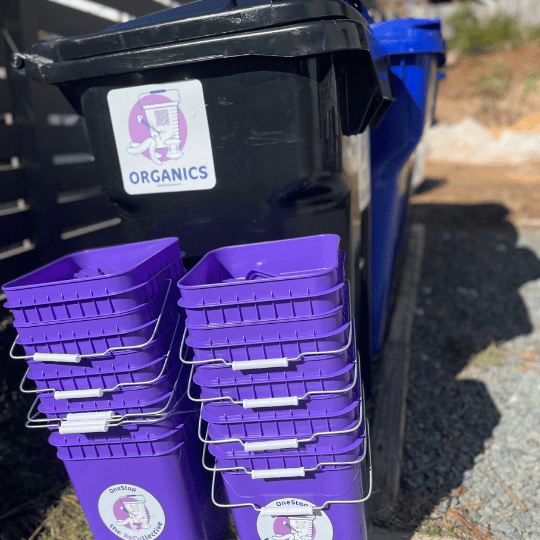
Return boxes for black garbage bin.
[13,0,386,287]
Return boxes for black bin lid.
[52,0,370,62]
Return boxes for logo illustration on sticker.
[98,484,166,539]
[256,498,333,540]
[127,89,187,166]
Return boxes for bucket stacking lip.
[195,361,356,402]
[2,238,181,304]
[178,235,343,305]
[14,283,174,342]
[202,380,365,449]
[179,281,345,326]
[6,257,184,325]
[37,360,184,414]
[187,321,351,366]
[13,306,179,357]
[34,343,181,404]
[50,413,197,460]
[25,320,178,380]
[27,351,174,394]
[205,390,362,442]
[209,428,366,472]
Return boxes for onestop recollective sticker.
[98,484,166,539]
[256,498,334,540]
[107,79,216,195]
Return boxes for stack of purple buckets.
[2,238,227,540]
[178,234,372,540]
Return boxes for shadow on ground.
[374,198,540,533]
[0,317,70,540]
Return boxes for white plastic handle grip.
[54,388,104,400]
[59,419,111,434]
[33,352,81,363]
[242,396,299,409]
[65,411,114,421]
[231,358,289,371]
[251,467,305,480]
[244,439,299,452]
[260,506,314,517]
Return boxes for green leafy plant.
[472,61,512,100]
[448,3,522,52]
[520,73,540,104]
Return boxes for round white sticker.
[98,484,166,539]
[256,498,334,540]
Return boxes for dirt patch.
[415,162,540,229]
[436,43,540,128]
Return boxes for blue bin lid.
[371,18,446,66]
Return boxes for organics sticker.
[107,80,216,195]
[98,484,165,539]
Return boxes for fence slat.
[0,167,27,203]
[0,209,32,248]
[58,195,120,232]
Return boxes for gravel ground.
[400,204,540,539]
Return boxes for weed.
[520,73,540,104]
[470,344,506,369]
[417,517,458,537]
[472,61,512,100]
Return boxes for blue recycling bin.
[369,19,445,355]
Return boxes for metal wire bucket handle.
[187,358,357,409]
[10,278,174,364]
[197,355,364,449]
[19,312,181,400]
[208,422,372,514]
[179,280,353,371]
[25,330,193,434]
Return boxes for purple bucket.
[16,307,179,357]
[211,430,365,471]
[30,353,171,393]
[61,420,228,540]
[189,322,351,365]
[195,362,355,402]
[205,382,364,451]
[14,284,176,343]
[6,257,184,325]
[51,413,196,460]
[221,454,369,540]
[186,302,346,347]
[37,367,186,419]
[178,235,343,305]
[2,238,181,305]
[37,352,181,406]
[52,391,195,443]
[26,321,179,383]
[202,379,361,441]
[206,395,361,442]
[194,335,353,384]
[180,280,345,327]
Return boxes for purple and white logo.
[98,484,166,539]
[256,498,333,540]
[126,90,188,166]
[107,79,217,195]
[269,516,317,539]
